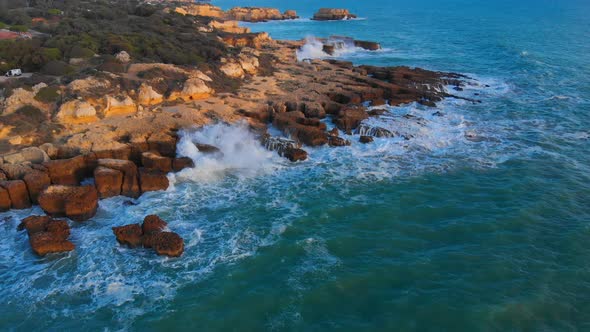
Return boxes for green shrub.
[9,25,28,32]
[34,86,60,103]
[41,60,74,76]
[0,22,6,29]
[15,105,45,123]
[47,9,62,16]
[68,45,95,58]
[98,61,125,73]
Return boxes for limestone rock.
[137,83,164,106]
[141,152,172,173]
[23,170,51,203]
[43,155,89,185]
[113,215,184,257]
[220,61,245,79]
[55,100,98,124]
[283,148,308,162]
[112,224,143,248]
[115,51,131,63]
[142,215,168,234]
[19,216,74,256]
[360,136,374,144]
[169,78,214,102]
[172,157,194,172]
[97,159,140,198]
[2,147,50,164]
[104,95,137,117]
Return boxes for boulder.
[169,78,214,102]
[141,152,172,173]
[43,155,88,185]
[104,95,137,117]
[172,157,194,172]
[97,159,140,198]
[18,216,74,256]
[360,136,374,144]
[221,32,271,49]
[2,147,50,164]
[312,8,357,21]
[38,185,98,221]
[115,51,131,63]
[147,132,177,158]
[0,180,31,209]
[353,40,381,51]
[113,215,184,257]
[23,170,51,203]
[195,143,221,154]
[284,148,308,162]
[142,232,184,257]
[39,143,59,159]
[137,83,164,106]
[142,215,168,234]
[54,100,98,124]
[0,187,11,212]
[112,224,143,248]
[94,166,123,198]
[220,61,245,79]
[138,168,169,193]
[334,107,369,133]
[328,136,352,147]
[0,163,34,180]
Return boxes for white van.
[5,69,22,77]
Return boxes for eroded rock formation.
[113,215,184,257]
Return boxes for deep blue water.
[1,0,590,330]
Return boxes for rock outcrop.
[312,8,357,21]
[225,7,298,22]
[18,215,75,256]
[54,100,98,124]
[113,215,184,257]
[38,185,99,221]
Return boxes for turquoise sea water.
[2,0,590,330]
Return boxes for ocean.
[1,0,590,330]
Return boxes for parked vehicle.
[5,69,22,77]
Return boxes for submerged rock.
[359,136,374,144]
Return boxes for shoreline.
[0,3,480,257]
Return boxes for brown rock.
[172,157,194,172]
[38,185,99,221]
[141,152,172,173]
[0,187,10,212]
[0,163,34,180]
[23,170,51,204]
[139,168,169,193]
[147,132,177,158]
[284,148,308,162]
[19,215,74,256]
[195,143,221,154]
[29,232,75,256]
[112,224,143,248]
[353,40,381,51]
[142,232,184,257]
[94,166,123,198]
[334,107,369,133]
[97,159,140,198]
[142,215,168,234]
[43,155,87,185]
[328,136,352,147]
[0,180,31,210]
[360,136,374,144]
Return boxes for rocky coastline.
[0,4,478,258]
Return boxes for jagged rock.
[226,7,296,22]
[0,180,31,209]
[283,147,308,162]
[353,40,381,51]
[174,3,224,18]
[54,100,98,124]
[368,108,387,116]
[312,8,357,21]
[273,112,328,146]
[172,157,194,172]
[1,84,47,115]
[112,224,143,248]
[20,216,74,256]
[356,124,394,138]
[138,168,169,193]
[238,50,260,75]
[38,185,99,221]
[94,166,123,198]
[23,170,51,203]
[195,143,221,154]
[208,20,250,34]
[68,77,111,96]
[97,159,140,198]
[137,83,164,106]
[141,152,172,173]
[360,136,374,144]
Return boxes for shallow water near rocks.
[2,0,590,330]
